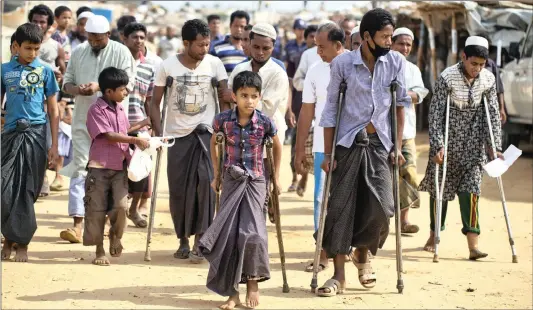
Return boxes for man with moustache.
[59,15,136,244]
[150,19,228,263]
[210,10,250,74]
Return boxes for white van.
[501,22,533,148]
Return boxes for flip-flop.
[317,278,344,297]
[50,178,64,191]
[173,244,190,259]
[189,250,205,264]
[59,228,82,243]
[287,183,297,192]
[401,223,420,234]
[127,212,147,228]
[304,261,328,273]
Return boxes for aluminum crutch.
[310,81,347,293]
[483,94,518,263]
[433,94,451,263]
[144,76,173,261]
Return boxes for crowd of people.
[1,3,506,309]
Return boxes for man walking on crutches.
[311,8,411,297]
[419,36,510,262]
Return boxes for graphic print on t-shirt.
[171,73,212,116]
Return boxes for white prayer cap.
[251,23,277,40]
[77,11,94,21]
[465,36,489,49]
[319,20,336,27]
[85,15,110,34]
[393,27,414,40]
[351,26,360,36]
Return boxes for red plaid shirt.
[213,108,277,178]
[86,97,131,170]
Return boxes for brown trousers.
[83,167,128,246]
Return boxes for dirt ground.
[2,133,532,309]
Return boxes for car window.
[523,24,533,58]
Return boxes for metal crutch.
[265,137,290,293]
[144,76,174,261]
[310,82,347,293]
[433,94,451,263]
[390,81,404,293]
[483,94,518,263]
[214,132,225,213]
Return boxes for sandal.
[189,250,205,264]
[50,178,64,191]
[401,223,420,234]
[317,278,344,297]
[173,244,190,259]
[349,251,376,289]
[304,261,328,273]
[287,183,297,193]
[59,228,82,243]
[127,212,147,228]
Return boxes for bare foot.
[423,231,435,252]
[92,244,110,266]
[246,280,259,309]
[1,240,14,260]
[469,249,488,261]
[219,294,241,310]
[14,245,28,262]
[109,231,123,258]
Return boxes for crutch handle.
[391,80,398,92]
[211,77,219,88]
[165,76,173,88]
[339,81,347,94]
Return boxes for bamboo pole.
[451,13,457,64]
[426,14,437,87]
[417,22,425,70]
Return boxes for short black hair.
[464,45,489,60]
[14,23,43,45]
[98,67,129,93]
[232,71,262,94]
[207,14,221,23]
[230,10,250,26]
[359,8,395,39]
[317,23,345,45]
[28,4,54,26]
[10,32,16,46]
[182,19,210,42]
[304,25,318,39]
[54,6,71,18]
[244,24,253,31]
[250,31,275,44]
[123,22,147,38]
[76,6,92,18]
[117,15,137,32]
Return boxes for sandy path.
[2,134,532,309]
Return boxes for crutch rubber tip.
[283,284,290,293]
[433,255,439,263]
[397,280,404,294]
[512,255,518,263]
[144,254,152,262]
[310,279,318,293]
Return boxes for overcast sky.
[151,1,374,13]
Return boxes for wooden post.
[451,12,458,65]
[417,22,425,70]
[426,14,438,88]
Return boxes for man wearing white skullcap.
[350,26,362,51]
[391,27,429,234]
[419,35,503,261]
[228,22,290,222]
[59,14,136,251]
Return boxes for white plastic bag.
[127,136,175,182]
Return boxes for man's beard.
[252,56,270,65]
[92,47,102,56]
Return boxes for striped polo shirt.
[128,60,155,133]
[210,36,247,74]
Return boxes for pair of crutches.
[432,94,517,263]
[310,81,404,294]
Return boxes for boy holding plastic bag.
[84,67,150,266]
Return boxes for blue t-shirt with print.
[1,57,59,131]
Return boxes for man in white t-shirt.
[294,22,347,272]
[228,23,289,222]
[150,19,229,263]
[391,28,429,234]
